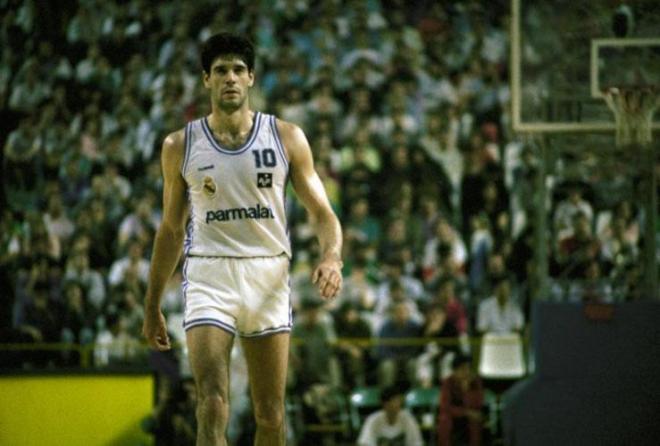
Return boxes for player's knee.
[253,399,285,430]
[197,392,230,425]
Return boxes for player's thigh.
[241,332,289,403]
[186,325,234,396]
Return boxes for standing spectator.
[477,277,524,334]
[358,385,423,446]
[437,355,484,446]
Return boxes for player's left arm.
[277,119,343,299]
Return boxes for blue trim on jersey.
[181,257,189,314]
[184,317,236,335]
[284,170,291,238]
[270,115,289,168]
[239,324,292,338]
[288,276,292,326]
[201,112,262,155]
[183,185,194,256]
[181,121,193,176]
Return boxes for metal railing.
[0,334,531,370]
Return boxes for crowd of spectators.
[0,0,650,443]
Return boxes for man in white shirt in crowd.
[477,276,524,334]
[357,385,423,446]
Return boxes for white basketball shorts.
[182,254,292,337]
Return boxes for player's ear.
[248,70,255,87]
[202,71,211,89]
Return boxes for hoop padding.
[603,87,660,146]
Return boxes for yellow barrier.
[0,374,154,446]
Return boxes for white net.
[603,87,660,146]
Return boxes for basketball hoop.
[603,86,660,147]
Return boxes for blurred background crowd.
[0,0,649,444]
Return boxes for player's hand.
[142,310,171,351]
[312,257,343,300]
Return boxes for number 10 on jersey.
[253,149,277,168]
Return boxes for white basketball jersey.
[181,112,291,258]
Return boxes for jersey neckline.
[201,112,262,155]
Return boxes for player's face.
[204,56,254,112]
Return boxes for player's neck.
[208,105,253,136]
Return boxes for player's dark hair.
[200,32,255,74]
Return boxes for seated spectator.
[60,281,96,365]
[557,211,601,279]
[339,125,381,173]
[290,297,339,391]
[422,218,467,283]
[344,197,381,252]
[437,355,484,446]
[60,281,95,345]
[468,214,494,294]
[108,239,150,289]
[334,255,377,312]
[145,378,196,446]
[418,194,444,243]
[117,196,160,249]
[595,200,639,248]
[477,277,524,334]
[333,301,373,388]
[378,216,416,267]
[17,280,61,345]
[358,385,423,446]
[553,185,593,241]
[64,251,106,310]
[568,261,614,303]
[373,280,423,330]
[431,276,469,339]
[94,312,142,367]
[376,301,423,388]
[375,255,425,308]
[3,116,43,203]
[43,194,75,247]
[599,215,639,275]
[416,303,460,387]
[112,286,145,334]
[16,280,62,367]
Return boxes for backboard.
[511,0,660,133]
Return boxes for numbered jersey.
[181,112,291,258]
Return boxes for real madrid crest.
[202,176,217,197]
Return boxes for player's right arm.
[142,130,188,351]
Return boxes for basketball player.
[142,33,343,446]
